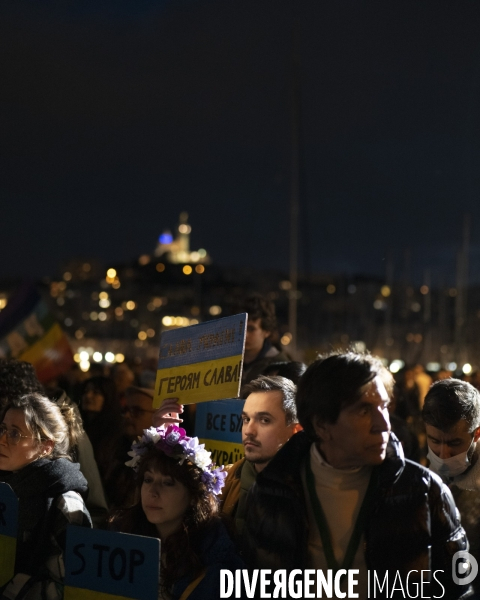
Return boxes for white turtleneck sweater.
[301,443,371,599]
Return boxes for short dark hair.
[243,294,277,333]
[242,375,297,426]
[422,378,480,433]
[262,361,307,385]
[296,351,393,441]
[0,359,44,409]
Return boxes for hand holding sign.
[152,398,184,428]
[154,314,247,407]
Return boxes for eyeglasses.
[0,423,35,446]
[122,406,156,419]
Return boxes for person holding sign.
[110,425,244,600]
[0,393,92,600]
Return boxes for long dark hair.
[110,447,218,592]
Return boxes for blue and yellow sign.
[0,283,73,384]
[196,399,245,466]
[154,313,247,407]
[0,483,18,588]
[64,527,160,600]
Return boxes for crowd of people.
[1,294,480,599]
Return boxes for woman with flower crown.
[110,424,244,600]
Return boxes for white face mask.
[427,441,474,479]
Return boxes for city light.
[107,268,117,279]
[98,312,107,321]
[380,285,391,297]
[79,361,90,372]
[162,316,193,327]
[389,359,405,373]
[156,263,165,272]
[327,284,336,294]
[281,333,292,345]
[99,298,110,308]
[138,331,147,341]
[126,301,136,310]
[159,233,173,245]
[426,362,441,372]
[93,352,102,362]
[463,363,472,375]
[447,362,457,371]
[63,272,72,281]
[183,265,193,275]
[79,351,89,361]
[115,353,125,363]
[195,264,205,274]
[105,352,115,363]
[209,305,222,316]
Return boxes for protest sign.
[195,399,244,466]
[0,483,18,588]
[0,283,73,384]
[154,313,247,407]
[64,527,160,600]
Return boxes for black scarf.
[0,458,88,575]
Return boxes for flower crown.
[125,425,227,496]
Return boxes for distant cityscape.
[1,213,480,376]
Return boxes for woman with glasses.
[0,393,92,600]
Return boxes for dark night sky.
[1,0,480,285]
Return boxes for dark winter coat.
[243,431,474,599]
[0,458,92,600]
[172,519,245,600]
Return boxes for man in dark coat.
[243,351,474,599]
[239,295,288,386]
[423,378,480,594]
[221,376,300,536]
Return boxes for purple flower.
[202,465,227,495]
[164,425,187,446]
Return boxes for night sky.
[1,0,480,285]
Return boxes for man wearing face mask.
[422,378,480,591]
